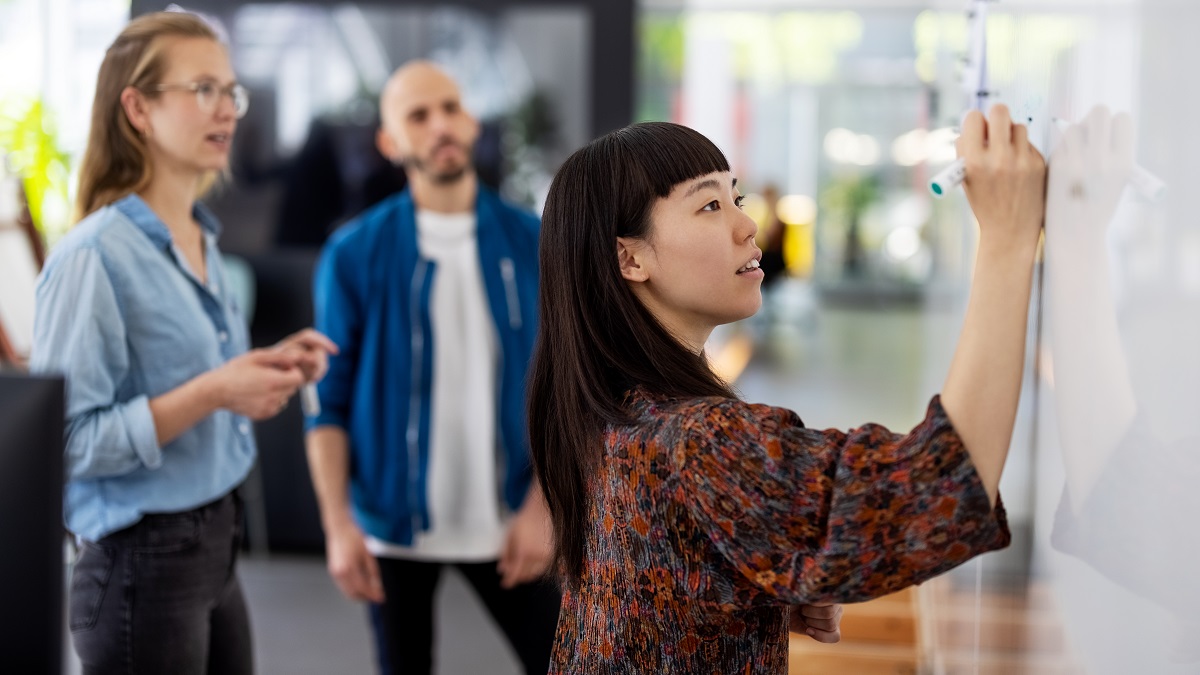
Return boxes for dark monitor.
[0,373,65,674]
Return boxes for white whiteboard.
[929,1,1200,671]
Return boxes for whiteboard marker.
[929,158,967,198]
[934,0,992,199]
[301,383,321,417]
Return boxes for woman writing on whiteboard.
[528,106,1046,671]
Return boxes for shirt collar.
[113,193,223,249]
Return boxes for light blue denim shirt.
[30,194,256,541]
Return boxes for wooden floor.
[788,579,1088,675]
[789,588,919,675]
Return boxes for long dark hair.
[528,122,739,584]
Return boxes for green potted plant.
[820,172,880,279]
[0,97,71,246]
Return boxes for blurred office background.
[2,0,1197,673]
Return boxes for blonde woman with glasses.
[30,12,334,674]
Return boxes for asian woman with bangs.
[529,116,1046,672]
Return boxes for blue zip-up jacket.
[307,186,540,546]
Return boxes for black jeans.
[69,492,252,675]
[374,557,560,675]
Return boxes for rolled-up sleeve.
[678,395,1010,606]
[30,248,162,478]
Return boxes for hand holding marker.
[927,0,990,198]
[928,0,999,199]
[929,2,1164,202]
[929,117,1165,202]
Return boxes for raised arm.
[678,398,1010,606]
[940,104,1047,505]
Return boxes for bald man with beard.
[305,61,559,674]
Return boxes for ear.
[616,237,650,283]
[376,127,400,164]
[120,86,151,136]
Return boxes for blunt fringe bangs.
[610,122,731,201]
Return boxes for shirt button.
[218,331,229,343]
[239,422,251,435]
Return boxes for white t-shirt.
[365,210,507,561]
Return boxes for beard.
[402,139,473,185]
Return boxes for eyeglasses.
[151,81,249,119]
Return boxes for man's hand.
[497,488,553,589]
[790,603,844,644]
[325,519,385,603]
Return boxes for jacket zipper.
[496,257,523,512]
[499,257,522,331]
[495,352,509,516]
[407,259,429,533]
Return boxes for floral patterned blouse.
[550,389,1011,674]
